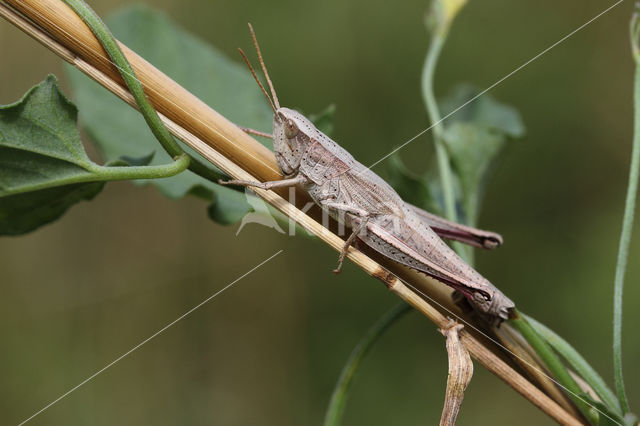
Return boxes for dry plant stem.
[3,0,281,180]
[0,2,582,425]
[497,324,579,416]
[439,322,473,426]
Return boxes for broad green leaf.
[437,84,525,225]
[439,84,525,138]
[441,122,504,225]
[0,75,106,235]
[65,4,272,221]
[0,183,103,236]
[207,188,253,226]
[0,75,162,235]
[1,75,93,194]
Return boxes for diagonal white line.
[367,0,625,170]
[17,249,284,426]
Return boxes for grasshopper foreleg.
[218,174,306,190]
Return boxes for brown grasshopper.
[221,25,514,321]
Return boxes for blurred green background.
[1,0,639,424]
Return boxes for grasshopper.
[221,25,514,321]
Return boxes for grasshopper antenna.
[238,47,277,114]
[247,23,280,109]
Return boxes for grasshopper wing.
[360,205,514,320]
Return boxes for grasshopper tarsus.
[218,178,268,190]
[333,240,350,274]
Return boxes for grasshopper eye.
[284,119,299,139]
[473,291,491,303]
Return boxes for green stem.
[62,0,223,183]
[89,153,191,180]
[323,303,411,426]
[609,14,640,416]
[422,30,470,263]
[422,34,454,220]
[525,314,622,416]
[5,154,190,196]
[510,310,598,423]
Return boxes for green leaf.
[1,75,93,193]
[0,75,189,235]
[441,122,505,225]
[0,182,103,236]
[0,75,107,235]
[439,84,525,138]
[207,187,252,225]
[438,84,525,225]
[65,4,273,221]
[308,104,336,137]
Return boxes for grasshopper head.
[471,288,515,322]
[272,107,315,175]
[237,26,314,176]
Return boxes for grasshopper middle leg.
[322,201,371,274]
